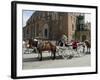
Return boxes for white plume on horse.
[34,39,38,41]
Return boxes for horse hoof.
[52,58,55,60]
[39,59,42,61]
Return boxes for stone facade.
[75,31,90,42]
[75,15,91,42]
[23,11,91,42]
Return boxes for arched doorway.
[43,24,49,39]
[82,35,86,42]
[44,28,48,38]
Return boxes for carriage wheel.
[77,45,85,56]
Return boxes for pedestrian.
[72,40,77,51]
[61,34,68,47]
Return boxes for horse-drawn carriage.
[23,38,91,61]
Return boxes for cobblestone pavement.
[22,46,91,69]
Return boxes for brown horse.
[37,41,56,61]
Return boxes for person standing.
[72,40,78,51]
[61,34,68,46]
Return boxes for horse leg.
[52,51,56,60]
[40,53,42,61]
[87,47,89,54]
[87,47,88,53]
[54,52,56,59]
[83,46,85,53]
[88,48,90,54]
[86,47,90,54]
[38,51,42,61]
[86,46,88,54]
[89,48,90,54]
[51,51,53,58]
[28,48,30,54]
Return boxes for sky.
[85,13,91,23]
[23,10,34,27]
[22,10,91,27]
